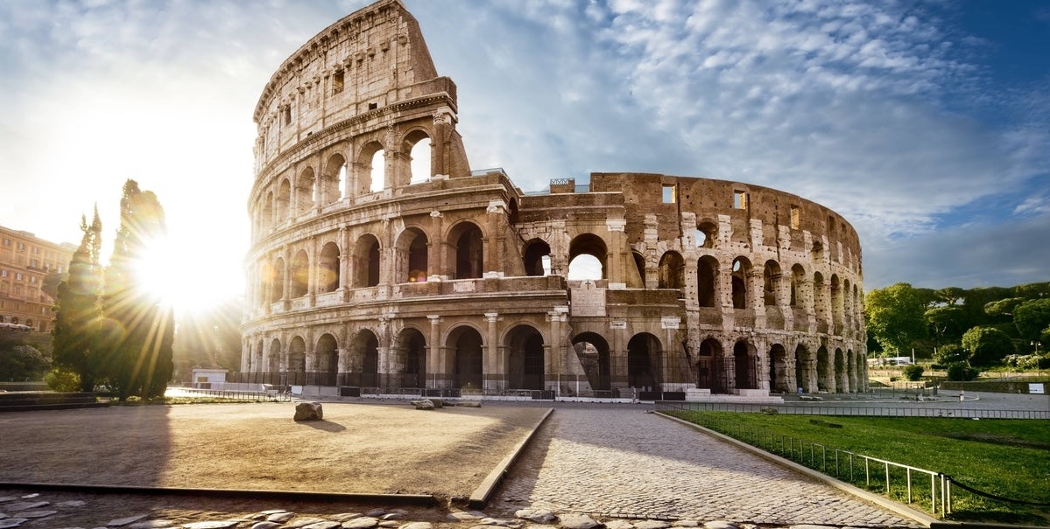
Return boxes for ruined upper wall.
[589,172,862,272]
[252,0,454,172]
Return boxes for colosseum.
[240,0,868,400]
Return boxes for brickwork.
[241,0,867,398]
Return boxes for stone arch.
[394,327,427,389]
[790,263,806,307]
[349,329,380,388]
[731,257,752,309]
[523,239,552,277]
[354,140,386,196]
[627,333,661,390]
[449,221,484,280]
[568,233,608,280]
[814,272,828,330]
[658,251,685,290]
[695,220,717,249]
[276,178,291,222]
[262,191,274,231]
[318,241,340,293]
[448,325,483,390]
[295,166,315,216]
[697,338,726,393]
[768,343,790,393]
[322,152,347,205]
[315,333,339,386]
[288,336,307,384]
[572,332,610,391]
[289,249,310,298]
[697,255,719,307]
[817,345,832,392]
[264,257,285,304]
[632,251,646,286]
[402,128,432,185]
[763,260,781,306]
[353,234,381,287]
[733,340,757,390]
[267,338,282,374]
[794,343,813,393]
[834,347,847,393]
[395,227,429,283]
[505,324,545,391]
[253,339,264,373]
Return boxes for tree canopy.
[864,283,928,353]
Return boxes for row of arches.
[254,131,433,237]
[244,321,865,395]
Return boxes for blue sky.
[0,0,1047,307]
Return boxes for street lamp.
[1032,341,1042,355]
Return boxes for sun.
[133,238,241,313]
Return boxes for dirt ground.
[0,400,548,526]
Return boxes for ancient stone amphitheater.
[240,0,867,400]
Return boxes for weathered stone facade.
[241,0,867,399]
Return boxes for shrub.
[44,368,81,392]
[962,327,1015,367]
[902,364,925,381]
[934,343,967,365]
[946,362,980,381]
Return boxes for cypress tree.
[51,208,104,391]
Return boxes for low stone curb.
[468,407,555,508]
[0,482,439,507]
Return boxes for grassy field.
[665,410,1050,525]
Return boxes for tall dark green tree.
[101,180,175,400]
[962,326,1015,367]
[50,209,104,391]
[864,283,929,354]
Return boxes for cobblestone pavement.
[490,405,923,528]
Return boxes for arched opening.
[451,222,483,280]
[768,344,789,393]
[814,272,828,329]
[296,167,315,216]
[253,340,264,374]
[790,264,806,307]
[568,234,607,280]
[831,274,843,330]
[315,333,338,386]
[632,251,646,285]
[267,338,282,377]
[354,235,381,287]
[406,131,432,184]
[697,338,726,393]
[763,260,781,306]
[397,228,429,283]
[697,256,718,307]
[794,344,811,393]
[262,191,274,231]
[506,325,544,391]
[370,149,386,192]
[834,347,847,393]
[731,257,751,309]
[288,336,306,385]
[323,153,346,204]
[695,221,717,248]
[265,258,285,304]
[572,332,611,392]
[817,345,831,392]
[523,239,552,277]
[289,250,309,298]
[276,179,291,222]
[396,329,427,389]
[318,242,340,293]
[449,326,483,390]
[350,330,380,388]
[627,333,661,391]
[658,251,684,290]
[733,341,756,390]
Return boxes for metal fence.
[658,401,1050,419]
[658,408,952,517]
[166,386,291,402]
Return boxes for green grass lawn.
[665,410,1050,525]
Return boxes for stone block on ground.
[294,401,323,421]
[411,399,435,410]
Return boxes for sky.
[1,0,1048,310]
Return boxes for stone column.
[484,312,500,392]
[427,315,443,389]
[606,218,626,288]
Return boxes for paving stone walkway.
[0,404,929,529]
[490,407,923,528]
